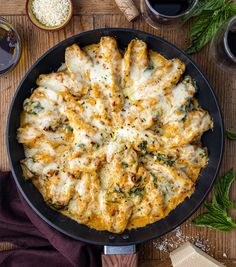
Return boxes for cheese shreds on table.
[17,37,213,233]
[32,0,70,27]
[153,226,214,254]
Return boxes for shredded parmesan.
[32,0,70,27]
[152,226,215,255]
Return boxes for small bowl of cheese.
[26,0,73,31]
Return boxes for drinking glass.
[140,0,198,30]
[210,16,236,73]
[0,17,22,77]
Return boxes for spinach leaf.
[23,100,44,115]
[226,130,236,140]
[192,169,236,232]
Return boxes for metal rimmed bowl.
[6,28,224,263]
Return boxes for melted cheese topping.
[17,37,213,233]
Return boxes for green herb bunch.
[193,169,236,231]
[184,0,236,54]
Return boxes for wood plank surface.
[0,1,236,266]
[139,259,236,267]
[0,0,139,15]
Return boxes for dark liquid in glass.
[0,26,18,75]
[148,0,193,16]
[227,30,236,57]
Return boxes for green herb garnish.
[121,162,129,168]
[135,176,143,183]
[138,141,148,152]
[144,65,154,72]
[61,125,73,133]
[199,150,207,158]
[179,99,195,113]
[192,169,236,231]
[129,185,145,197]
[184,0,236,54]
[153,153,176,167]
[226,130,236,140]
[78,143,85,148]
[150,172,159,189]
[114,184,126,196]
[23,100,44,115]
[179,99,196,121]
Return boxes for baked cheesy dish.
[17,37,213,233]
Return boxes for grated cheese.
[32,0,70,27]
[152,226,215,254]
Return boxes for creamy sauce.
[17,37,213,233]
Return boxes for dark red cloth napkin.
[0,172,102,267]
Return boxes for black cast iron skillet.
[7,28,224,265]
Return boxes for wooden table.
[0,1,236,266]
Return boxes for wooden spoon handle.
[102,253,138,267]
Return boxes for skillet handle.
[102,253,138,267]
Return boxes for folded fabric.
[0,172,102,267]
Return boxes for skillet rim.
[6,27,225,246]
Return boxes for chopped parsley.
[153,153,176,167]
[114,184,126,197]
[150,172,158,188]
[78,143,85,148]
[135,176,143,183]
[121,162,129,168]
[138,141,148,152]
[74,143,85,149]
[129,185,145,197]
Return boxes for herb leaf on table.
[226,130,236,140]
[193,211,236,231]
[212,168,235,209]
[184,0,236,54]
[192,169,236,231]
[183,0,225,23]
